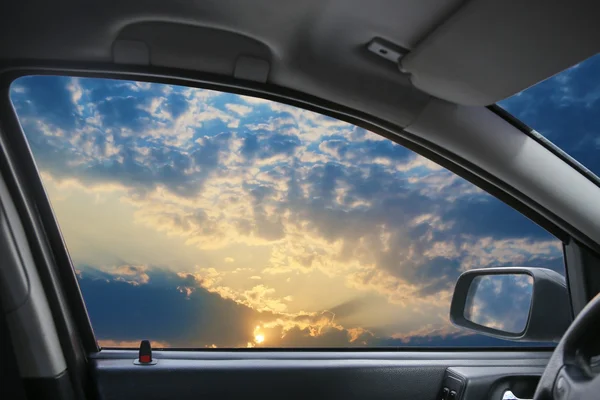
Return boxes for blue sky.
[9,66,585,348]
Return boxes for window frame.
[0,64,593,353]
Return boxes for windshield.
[499,53,600,178]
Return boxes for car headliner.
[1,0,599,116]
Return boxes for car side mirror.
[450,267,572,342]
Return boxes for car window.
[499,53,600,179]
[10,76,564,348]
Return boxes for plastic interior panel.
[116,22,272,75]
[90,351,553,400]
[0,173,66,378]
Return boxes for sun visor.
[401,0,600,106]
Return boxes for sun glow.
[254,334,265,344]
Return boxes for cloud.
[77,265,383,347]
[178,269,291,313]
[225,103,253,116]
[78,264,150,286]
[10,75,569,348]
[11,77,236,200]
[79,266,257,347]
[110,265,150,285]
[78,264,552,348]
[389,324,463,343]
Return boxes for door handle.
[503,390,532,400]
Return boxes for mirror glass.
[464,274,533,334]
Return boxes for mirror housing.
[450,267,572,342]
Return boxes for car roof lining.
[2,0,598,112]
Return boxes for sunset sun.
[254,334,265,344]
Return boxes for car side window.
[9,76,564,348]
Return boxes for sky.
[10,64,590,348]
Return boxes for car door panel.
[90,350,549,400]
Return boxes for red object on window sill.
[138,340,152,364]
